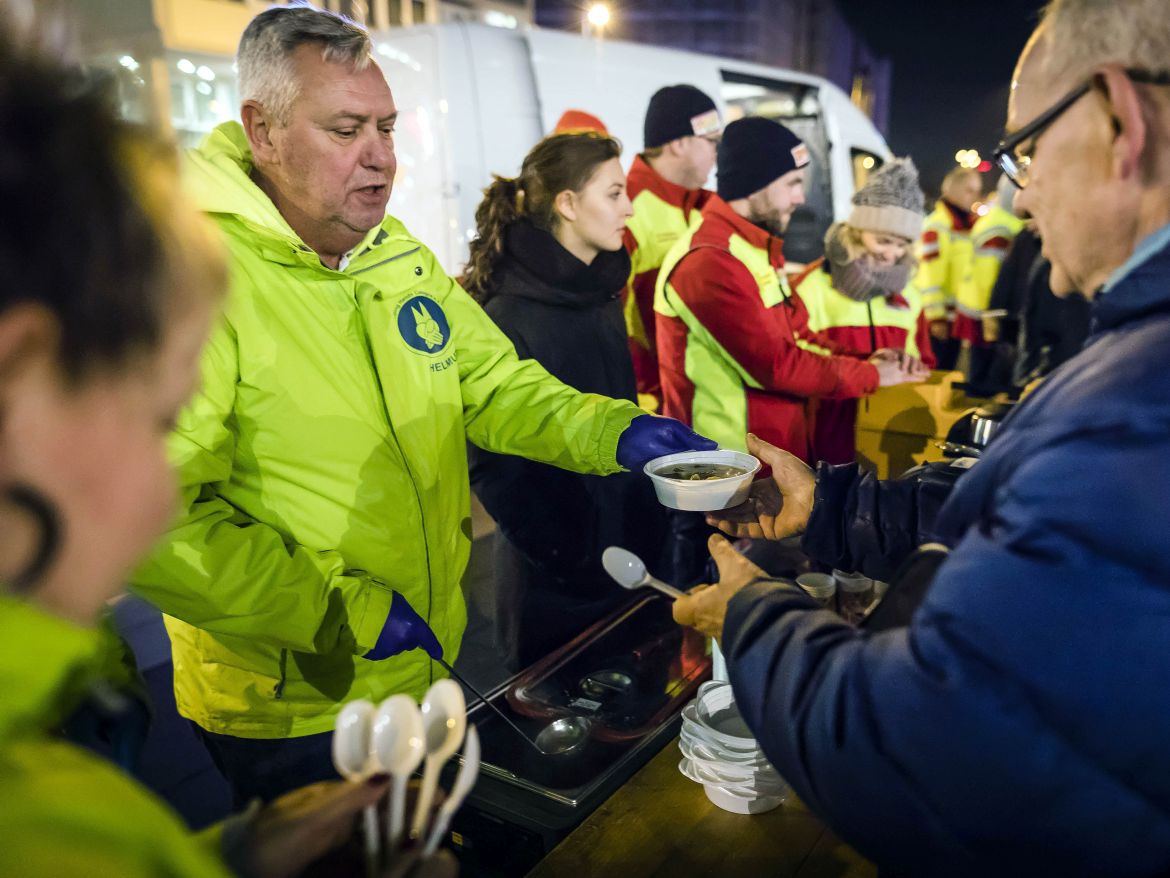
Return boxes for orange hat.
[554,109,609,134]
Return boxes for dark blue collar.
[1090,231,1170,336]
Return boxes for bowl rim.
[643,449,762,485]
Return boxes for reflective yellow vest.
[624,155,711,403]
[962,205,1026,315]
[916,200,976,321]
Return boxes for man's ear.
[1099,65,1147,182]
[0,305,58,428]
[664,138,688,160]
[554,189,578,224]
[241,100,280,166]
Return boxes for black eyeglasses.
[993,68,1170,190]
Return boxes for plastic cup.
[795,573,836,609]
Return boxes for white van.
[368,22,892,272]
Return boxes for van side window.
[720,70,830,267]
[852,149,884,191]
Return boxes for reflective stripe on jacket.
[916,200,976,322]
[963,205,1026,315]
[132,123,641,738]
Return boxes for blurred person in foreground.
[464,131,668,670]
[671,0,1170,874]
[0,10,450,877]
[129,5,712,806]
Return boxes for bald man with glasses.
[667,1,1170,875]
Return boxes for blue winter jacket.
[724,230,1170,876]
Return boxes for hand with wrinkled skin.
[671,534,769,642]
[704,433,815,542]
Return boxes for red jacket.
[795,259,936,465]
[655,196,879,462]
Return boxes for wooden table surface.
[526,736,877,878]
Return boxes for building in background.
[535,0,890,136]
[54,0,534,144]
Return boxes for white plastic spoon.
[422,724,481,857]
[370,694,426,852]
[602,546,686,599]
[410,678,466,839]
[332,699,379,878]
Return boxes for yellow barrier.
[855,371,981,478]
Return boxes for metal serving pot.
[970,402,1015,449]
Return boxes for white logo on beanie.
[690,109,722,136]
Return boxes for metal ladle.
[433,656,583,757]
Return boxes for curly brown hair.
[462,130,622,302]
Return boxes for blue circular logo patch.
[397,295,451,354]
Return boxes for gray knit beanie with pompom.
[847,157,925,240]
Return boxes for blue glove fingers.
[364,591,443,661]
[616,415,718,469]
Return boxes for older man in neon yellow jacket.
[131,6,709,804]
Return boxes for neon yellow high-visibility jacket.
[915,199,976,323]
[132,123,641,739]
[962,205,1026,315]
[0,598,233,877]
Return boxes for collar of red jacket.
[701,194,786,269]
[628,154,713,217]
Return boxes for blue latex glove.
[364,591,442,661]
[615,414,718,470]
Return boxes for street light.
[583,3,611,37]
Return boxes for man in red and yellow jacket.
[624,84,721,409]
[917,167,981,370]
[656,117,917,463]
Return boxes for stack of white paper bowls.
[678,680,787,814]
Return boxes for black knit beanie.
[716,117,810,201]
[643,84,721,149]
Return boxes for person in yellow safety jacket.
[623,84,721,410]
[797,158,937,466]
[916,166,982,370]
[0,26,438,875]
[130,6,713,807]
[964,175,1027,386]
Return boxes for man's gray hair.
[237,4,373,125]
[1039,0,1170,83]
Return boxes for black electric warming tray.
[445,592,711,876]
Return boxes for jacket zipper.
[352,285,437,687]
[274,648,288,700]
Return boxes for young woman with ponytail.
[466,131,670,670]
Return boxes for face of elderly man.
[246,44,398,262]
[1009,27,1148,297]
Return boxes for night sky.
[836,0,1049,196]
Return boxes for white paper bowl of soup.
[644,450,760,512]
